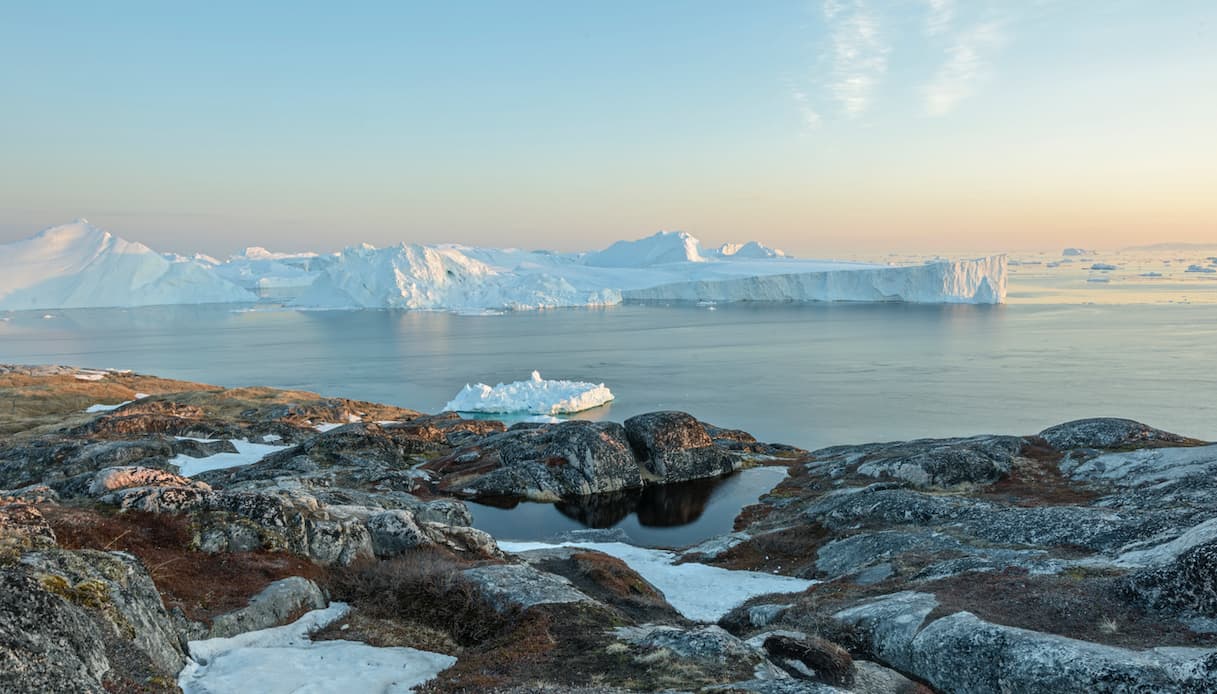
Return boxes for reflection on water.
[3,301,1217,448]
[553,475,722,528]
[467,466,789,549]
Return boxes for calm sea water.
[2,301,1216,448]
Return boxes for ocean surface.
[2,299,1216,449]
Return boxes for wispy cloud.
[790,88,822,130]
[824,1,890,117]
[923,20,1005,116]
[923,0,954,36]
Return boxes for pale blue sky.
[1,1,1214,255]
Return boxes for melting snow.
[499,541,814,622]
[178,603,456,694]
[444,371,614,415]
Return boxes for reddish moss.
[42,505,326,623]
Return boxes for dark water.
[2,302,1217,449]
[466,467,788,548]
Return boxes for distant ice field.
[3,301,1215,450]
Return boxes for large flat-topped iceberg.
[444,371,614,414]
[623,255,1007,305]
[0,222,1007,310]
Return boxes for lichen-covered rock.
[910,611,1217,693]
[366,509,427,557]
[0,438,176,489]
[0,501,56,553]
[98,484,215,513]
[1126,538,1217,618]
[0,568,109,694]
[1039,418,1197,451]
[419,521,500,558]
[207,576,327,638]
[831,592,940,669]
[624,411,739,483]
[814,530,1057,582]
[86,465,209,496]
[614,624,756,663]
[462,563,595,612]
[427,420,643,500]
[18,549,186,675]
[805,486,1147,552]
[833,592,1217,693]
[839,435,1022,488]
[199,490,373,564]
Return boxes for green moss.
[71,579,111,609]
[38,573,74,599]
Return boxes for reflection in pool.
[467,466,789,549]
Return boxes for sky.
[1,0,1214,257]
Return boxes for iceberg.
[444,371,614,415]
[622,256,1007,305]
[714,241,787,259]
[0,222,1008,311]
[584,230,707,266]
[0,220,253,310]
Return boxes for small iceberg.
[444,371,614,415]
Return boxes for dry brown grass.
[327,549,516,647]
[42,504,326,623]
[703,522,829,577]
[0,369,423,439]
[0,371,211,437]
[973,437,1103,507]
[921,567,1217,648]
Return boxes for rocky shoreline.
[2,364,1216,692]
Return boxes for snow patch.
[178,602,456,694]
[444,371,614,415]
[85,401,131,413]
[499,541,814,622]
[171,438,285,477]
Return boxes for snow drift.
[1,223,1008,311]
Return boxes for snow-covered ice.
[0,221,1008,311]
[171,438,285,476]
[499,541,814,622]
[178,602,456,694]
[444,371,613,415]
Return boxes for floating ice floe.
[172,437,286,476]
[499,541,814,622]
[178,603,456,694]
[444,371,614,415]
